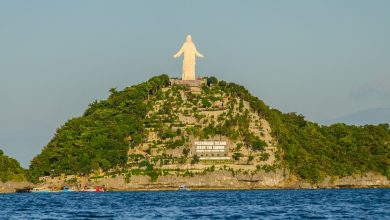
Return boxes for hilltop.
[28,75,390,190]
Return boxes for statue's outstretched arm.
[173,45,184,58]
[195,47,204,58]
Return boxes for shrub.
[232,152,243,161]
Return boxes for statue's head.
[186,35,192,43]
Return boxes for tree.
[232,152,243,161]
[0,149,27,182]
[29,75,170,179]
[247,155,254,165]
[191,155,200,165]
[260,152,270,161]
[252,139,266,151]
[206,76,218,86]
[201,98,212,108]
[182,148,190,157]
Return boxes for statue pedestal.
[170,78,206,94]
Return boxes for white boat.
[178,184,190,191]
[30,187,50,193]
[81,186,105,192]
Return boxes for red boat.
[81,186,105,192]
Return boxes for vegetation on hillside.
[215,77,390,183]
[29,75,390,183]
[0,149,27,182]
[125,76,273,181]
[29,75,170,178]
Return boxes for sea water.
[0,189,389,219]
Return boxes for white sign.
[194,141,227,153]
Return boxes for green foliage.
[386,168,390,179]
[129,168,160,182]
[176,128,182,136]
[128,154,145,163]
[0,149,27,182]
[268,112,390,182]
[205,76,218,86]
[247,155,254,164]
[165,137,185,149]
[201,98,212,108]
[235,143,243,151]
[28,74,390,185]
[260,152,270,161]
[158,128,176,140]
[261,165,276,173]
[138,160,153,170]
[239,99,244,111]
[148,169,160,182]
[183,170,194,177]
[65,177,78,184]
[182,148,190,157]
[232,152,243,161]
[216,77,390,183]
[178,156,187,164]
[125,172,132,183]
[191,155,200,165]
[244,134,266,151]
[29,75,170,179]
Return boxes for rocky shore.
[0,181,33,193]
[99,170,390,190]
[2,170,389,193]
[2,170,387,193]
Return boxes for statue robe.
[175,42,202,80]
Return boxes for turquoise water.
[1,189,389,219]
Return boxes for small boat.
[62,186,74,192]
[81,186,105,192]
[95,186,104,192]
[81,188,96,192]
[30,187,50,193]
[178,184,190,191]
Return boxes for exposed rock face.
[63,170,290,191]
[128,83,279,179]
[36,171,389,192]
[317,172,390,188]
[0,182,33,193]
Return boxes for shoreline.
[2,170,390,193]
[2,185,390,194]
[107,183,390,192]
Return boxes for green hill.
[0,149,27,182]
[29,75,390,183]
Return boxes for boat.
[30,187,50,193]
[95,186,104,192]
[62,186,74,192]
[178,184,190,191]
[81,186,105,192]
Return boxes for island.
[1,35,390,192]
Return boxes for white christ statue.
[173,35,204,80]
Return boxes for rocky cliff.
[0,182,33,193]
[35,170,389,192]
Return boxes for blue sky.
[1,0,389,167]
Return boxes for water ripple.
[1,189,390,219]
